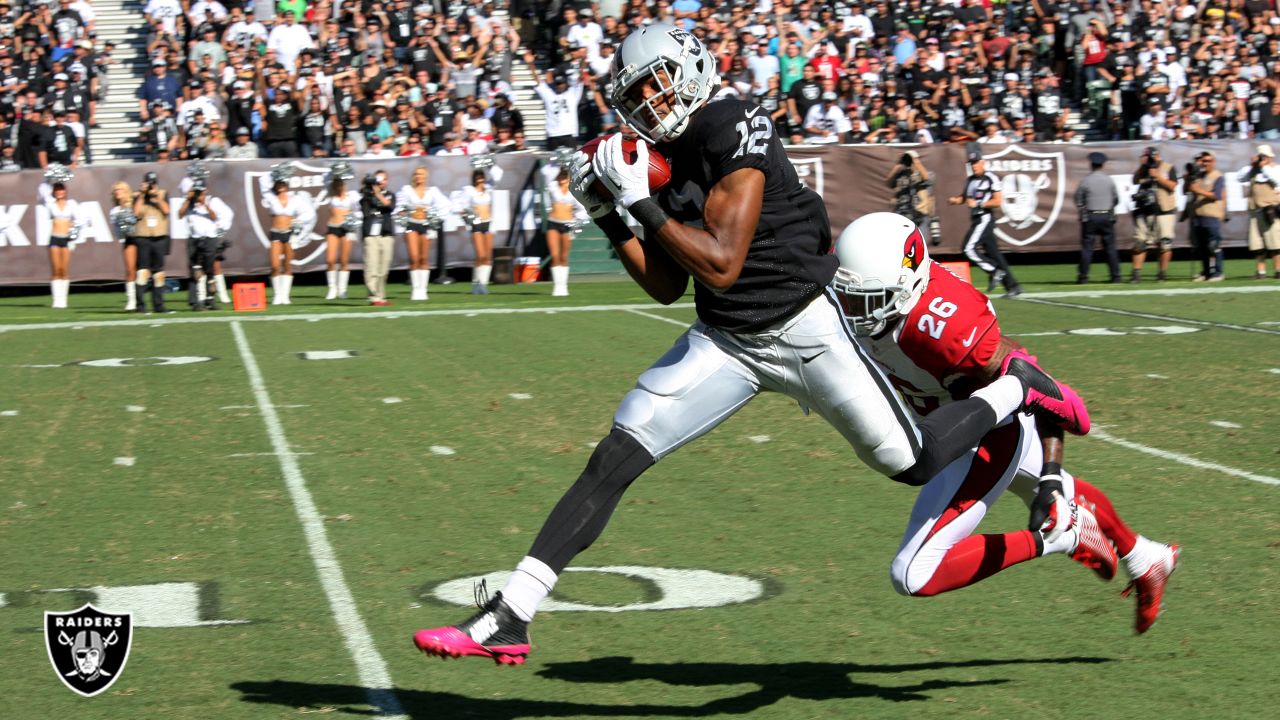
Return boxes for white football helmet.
[608,22,720,144]
[832,212,932,337]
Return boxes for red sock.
[1074,477,1138,557]
[914,530,1040,597]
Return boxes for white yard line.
[1017,296,1280,337]
[623,307,691,327]
[1088,427,1279,487]
[0,302,698,333]
[230,321,406,719]
[1021,286,1280,299]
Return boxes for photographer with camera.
[131,170,172,313]
[1235,144,1280,280]
[887,150,940,245]
[360,170,395,306]
[1183,151,1226,282]
[180,180,233,311]
[1074,152,1121,284]
[1129,147,1178,283]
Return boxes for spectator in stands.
[226,126,258,159]
[259,87,300,158]
[525,48,584,150]
[138,58,181,124]
[141,100,178,161]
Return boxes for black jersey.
[654,98,837,333]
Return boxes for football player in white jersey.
[832,212,1179,634]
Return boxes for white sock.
[50,280,60,307]
[500,556,559,622]
[270,274,280,299]
[326,270,337,292]
[1121,535,1157,578]
[125,282,136,306]
[970,375,1023,420]
[196,277,207,303]
[281,274,293,301]
[337,270,350,294]
[214,275,230,303]
[475,264,492,286]
[551,265,568,287]
[1042,527,1078,555]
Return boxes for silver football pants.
[614,292,922,477]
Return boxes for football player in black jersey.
[412,23,1090,666]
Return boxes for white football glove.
[591,134,651,210]
[568,150,614,219]
[1028,474,1073,543]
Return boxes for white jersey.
[39,183,83,227]
[535,80,584,138]
[184,197,233,237]
[546,183,589,222]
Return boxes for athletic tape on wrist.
[628,198,670,234]
[595,212,635,246]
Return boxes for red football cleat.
[1068,503,1118,582]
[1122,543,1180,634]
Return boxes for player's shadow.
[230,655,1111,719]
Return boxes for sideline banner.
[0,142,1263,284]
[785,141,1259,255]
[0,155,544,285]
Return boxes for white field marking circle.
[1210,420,1243,429]
[429,446,456,456]
[299,350,357,360]
[433,567,765,612]
[1011,326,1200,337]
[1019,297,1280,337]
[230,321,405,718]
[79,356,213,367]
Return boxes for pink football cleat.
[1122,543,1181,634]
[414,586,531,665]
[1000,349,1091,435]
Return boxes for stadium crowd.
[3,1,1280,167]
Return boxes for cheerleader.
[179,162,232,304]
[544,166,589,297]
[39,165,84,309]
[462,169,494,294]
[261,163,315,305]
[396,165,453,301]
[324,162,359,300]
[180,181,234,310]
[109,181,139,311]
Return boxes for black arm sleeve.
[891,397,999,486]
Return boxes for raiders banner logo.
[981,144,1066,247]
[45,604,133,697]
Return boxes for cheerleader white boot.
[214,274,231,304]
[124,281,137,311]
[551,265,569,297]
[325,270,338,300]
[337,270,350,299]
[271,275,282,305]
[280,274,293,305]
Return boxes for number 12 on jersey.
[733,114,772,158]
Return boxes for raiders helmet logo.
[243,161,331,265]
[902,227,927,270]
[980,145,1066,246]
[45,604,133,697]
[667,27,701,55]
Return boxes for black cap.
[967,150,982,163]
[143,171,159,183]
[1088,151,1107,166]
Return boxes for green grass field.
[1,262,1277,719]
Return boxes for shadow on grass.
[231,655,1111,718]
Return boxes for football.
[579,134,673,197]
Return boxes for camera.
[1184,161,1204,182]
[363,173,379,189]
[900,153,914,167]
[1143,147,1160,168]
